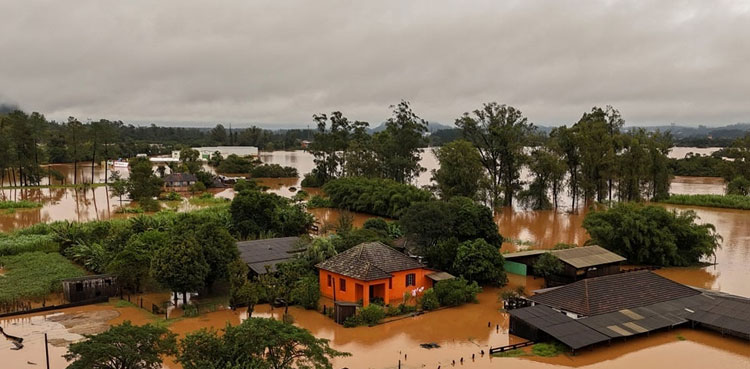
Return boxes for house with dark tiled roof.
[237,237,305,275]
[163,172,198,189]
[316,242,440,306]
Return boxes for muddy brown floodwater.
[1,148,749,368]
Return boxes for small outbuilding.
[237,237,305,275]
[163,173,198,189]
[503,245,625,284]
[61,275,118,303]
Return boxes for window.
[75,282,84,292]
[340,278,346,292]
[405,273,416,287]
[327,275,332,287]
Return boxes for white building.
[171,146,259,161]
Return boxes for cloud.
[1,0,748,127]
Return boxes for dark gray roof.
[503,245,625,269]
[316,242,424,281]
[529,271,701,316]
[164,173,198,182]
[577,294,715,338]
[688,295,750,340]
[510,305,610,350]
[237,237,303,274]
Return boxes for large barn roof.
[528,271,701,316]
[316,242,424,281]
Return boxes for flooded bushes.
[344,304,386,327]
[250,163,298,178]
[583,203,721,266]
[661,194,750,210]
[433,278,482,307]
[306,194,334,208]
[0,200,42,209]
[322,177,434,218]
[419,288,439,311]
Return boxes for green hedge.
[322,177,434,218]
[661,194,750,210]
[0,200,42,209]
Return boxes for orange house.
[316,241,435,307]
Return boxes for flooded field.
[1,147,748,368]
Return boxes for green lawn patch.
[0,251,86,304]
[492,348,532,357]
[0,234,58,256]
[0,200,42,210]
[531,342,567,357]
[660,194,750,210]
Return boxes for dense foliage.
[431,140,486,200]
[433,278,482,307]
[583,203,721,266]
[0,200,41,209]
[669,153,725,177]
[400,197,503,254]
[0,233,57,256]
[230,190,313,239]
[64,321,177,369]
[322,177,433,218]
[250,163,298,178]
[177,318,349,369]
[216,154,256,173]
[452,239,507,286]
[533,253,564,279]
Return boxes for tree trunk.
[104,141,108,184]
[182,291,188,307]
[91,139,96,184]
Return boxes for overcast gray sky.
[1,1,749,127]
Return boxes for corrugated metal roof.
[510,305,610,350]
[426,271,456,282]
[503,246,625,269]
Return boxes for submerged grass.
[0,234,58,256]
[492,348,532,358]
[531,342,568,357]
[0,251,85,303]
[0,200,42,210]
[660,194,750,210]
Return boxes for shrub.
[189,181,207,194]
[726,176,750,196]
[250,164,298,178]
[419,288,439,311]
[183,303,199,317]
[307,195,334,208]
[363,218,389,233]
[291,275,320,310]
[163,191,182,201]
[433,277,482,307]
[452,238,507,286]
[322,177,434,218]
[343,315,362,328]
[233,178,262,193]
[139,197,162,212]
[359,304,386,326]
[301,169,326,188]
[217,154,255,173]
[533,252,564,279]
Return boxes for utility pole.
[44,333,50,369]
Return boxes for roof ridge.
[583,279,590,315]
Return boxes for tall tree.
[373,101,428,183]
[431,139,486,200]
[127,157,163,200]
[456,102,532,207]
[550,125,582,211]
[522,146,566,210]
[211,124,228,145]
[151,236,209,305]
[66,117,85,185]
